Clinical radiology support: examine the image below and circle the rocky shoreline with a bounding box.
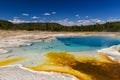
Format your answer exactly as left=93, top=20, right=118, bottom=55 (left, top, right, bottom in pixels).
left=0, top=64, right=78, bottom=80
left=97, top=44, right=120, bottom=61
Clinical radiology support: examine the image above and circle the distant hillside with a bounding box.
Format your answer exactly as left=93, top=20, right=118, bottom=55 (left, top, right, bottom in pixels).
left=0, top=20, right=14, bottom=30
left=0, top=20, right=120, bottom=32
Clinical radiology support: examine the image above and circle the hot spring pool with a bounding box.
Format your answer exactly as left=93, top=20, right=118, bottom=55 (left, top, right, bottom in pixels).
left=7, top=36, right=120, bottom=54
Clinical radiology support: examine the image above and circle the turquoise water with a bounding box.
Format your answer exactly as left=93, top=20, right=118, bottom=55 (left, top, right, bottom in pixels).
left=7, top=36, right=120, bottom=54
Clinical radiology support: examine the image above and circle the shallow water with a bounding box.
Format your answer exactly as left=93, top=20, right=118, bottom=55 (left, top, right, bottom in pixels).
left=6, top=36, right=120, bottom=54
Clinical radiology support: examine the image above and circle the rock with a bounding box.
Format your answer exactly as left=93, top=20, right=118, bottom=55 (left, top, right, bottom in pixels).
left=0, top=48, right=8, bottom=53
left=0, top=64, right=78, bottom=80
left=97, top=45, right=120, bottom=61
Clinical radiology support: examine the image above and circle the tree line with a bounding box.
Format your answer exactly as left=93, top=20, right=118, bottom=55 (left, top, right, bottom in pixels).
left=0, top=20, right=120, bottom=32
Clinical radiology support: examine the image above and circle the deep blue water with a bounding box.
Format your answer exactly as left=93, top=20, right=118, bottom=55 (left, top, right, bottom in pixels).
left=7, top=36, right=120, bottom=54
left=57, top=36, right=120, bottom=47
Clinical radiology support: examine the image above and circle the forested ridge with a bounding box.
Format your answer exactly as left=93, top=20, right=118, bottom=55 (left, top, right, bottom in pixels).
left=0, top=20, right=120, bottom=32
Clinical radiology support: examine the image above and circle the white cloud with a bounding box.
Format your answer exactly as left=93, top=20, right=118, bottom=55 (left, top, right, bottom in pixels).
left=39, top=20, right=45, bottom=22
left=22, top=13, right=29, bottom=16
left=91, top=19, right=105, bottom=24
left=8, top=19, right=40, bottom=24
left=8, top=19, right=30, bottom=24
left=13, top=17, right=19, bottom=19
left=43, top=12, right=56, bottom=16
left=85, top=16, right=89, bottom=18
left=51, top=12, right=56, bottom=14
left=76, top=14, right=80, bottom=19
left=50, top=19, right=71, bottom=26
left=95, top=19, right=102, bottom=23
left=77, top=20, right=92, bottom=25
left=43, top=13, right=51, bottom=16
left=31, top=16, right=39, bottom=19
left=107, top=17, right=120, bottom=22
left=9, top=18, right=95, bottom=26
left=53, top=18, right=92, bottom=26
left=51, top=18, right=106, bottom=26
left=32, top=20, right=39, bottom=23
left=76, top=14, right=79, bottom=17
left=51, top=18, right=78, bottom=26
left=9, top=16, right=120, bottom=26
left=8, top=18, right=106, bottom=26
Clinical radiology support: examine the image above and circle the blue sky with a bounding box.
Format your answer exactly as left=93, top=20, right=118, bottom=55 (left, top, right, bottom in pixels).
left=0, top=0, right=120, bottom=25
